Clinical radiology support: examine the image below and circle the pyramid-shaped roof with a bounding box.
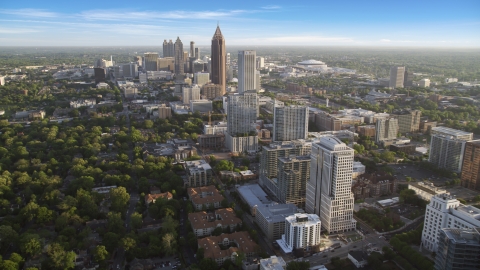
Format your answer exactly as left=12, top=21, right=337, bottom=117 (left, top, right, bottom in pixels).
left=212, top=26, right=223, bottom=40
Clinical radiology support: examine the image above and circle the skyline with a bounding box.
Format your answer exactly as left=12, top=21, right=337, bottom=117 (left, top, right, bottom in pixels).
left=0, top=0, right=479, bottom=47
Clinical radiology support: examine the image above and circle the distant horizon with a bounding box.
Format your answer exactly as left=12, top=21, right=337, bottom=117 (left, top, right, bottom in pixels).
left=1, top=0, right=479, bottom=47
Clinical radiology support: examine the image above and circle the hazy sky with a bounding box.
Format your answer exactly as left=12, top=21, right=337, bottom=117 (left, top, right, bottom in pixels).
left=1, top=0, right=479, bottom=47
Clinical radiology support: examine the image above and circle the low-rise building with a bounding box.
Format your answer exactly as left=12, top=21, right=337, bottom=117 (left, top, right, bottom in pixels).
left=353, top=172, right=397, bottom=200
left=145, top=192, right=173, bottom=205
left=188, top=208, right=242, bottom=237
left=237, top=184, right=274, bottom=216
left=187, top=185, right=224, bottom=211
left=352, top=162, right=366, bottom=179
left=390, top=143, right=416, bottom=154
left=259, top=256, right=286, bottom=270
left=198, top=134, right=225, bottom=149
left=408, top=182, right=446, bottom=202
left=184, top=160, right=213, bottom=187
left=198, top=231, right=259, bottom=266
left=348, top=251, right=368, bottom=268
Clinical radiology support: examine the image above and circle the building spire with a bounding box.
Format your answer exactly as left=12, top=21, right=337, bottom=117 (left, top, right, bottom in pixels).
left=213, top=24, right=223, bottom=39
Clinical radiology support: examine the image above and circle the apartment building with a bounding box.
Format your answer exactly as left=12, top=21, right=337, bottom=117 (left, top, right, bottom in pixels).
left=184, top=160, right=213, bottom=187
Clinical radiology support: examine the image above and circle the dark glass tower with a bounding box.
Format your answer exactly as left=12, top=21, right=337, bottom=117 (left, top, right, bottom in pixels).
left=174, top=37, right=184, bottom=77
left=211, top=26, right=226, bottom=95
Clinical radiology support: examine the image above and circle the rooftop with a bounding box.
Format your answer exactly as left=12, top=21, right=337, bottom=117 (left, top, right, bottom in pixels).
left=348, top=251, right=369, bottom=262
left=297, top=59, right=326, bottom=65
left=431, top=127, right=473, bottom=138
left=198, top=231, right=259, bottom=260
left=259, top=256, right=287, bottom=270
left=442, top=227, right=480, bottom=246
left=457, top=205, right=480, bottom=221
left=256, top=204, right=299, bottom=223
left=285, top=213, right=321, bottom=226
left=188, top=208, right=242, bottom=230
left=237, top=184, right=273, bottom=208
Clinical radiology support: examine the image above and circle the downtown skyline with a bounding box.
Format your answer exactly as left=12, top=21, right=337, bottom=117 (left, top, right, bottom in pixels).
left=0, top=0, right=479, bottom=47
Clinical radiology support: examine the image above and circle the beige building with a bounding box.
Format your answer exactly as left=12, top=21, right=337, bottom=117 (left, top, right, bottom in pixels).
left=389, top=66, right=405, bottom=88
left=408, top=182, right=446, bottom=202
left=201, top=83, right=224, bottom=99
left=395, top=109, right=421, bottom=134
left=188, top=208, right=242, bottom=237
left=187, top=185, right=224, bottom=210
left=157, top=57, right=174, bottom=72
left=158, top=105, right=172, bottom=119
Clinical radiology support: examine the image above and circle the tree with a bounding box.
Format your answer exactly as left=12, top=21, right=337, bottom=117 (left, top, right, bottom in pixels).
left=93, top=245, right=109, bottom=262
left=214, top=160, right=234, bottom=172
left=0, top=260, right=18, bottom=270
left=46, top=243, right=76, bottom=270
left=0, top=225, right=19, bottom=252
left=162, top=233, right=177, bottom=255
left=102, top=232, right=120, bottom=252
left=110, top=187, right=130, bottom=212
left=120, top=237, right=136, bottom=251
left=286, top=261, right=310, bottom=270
left=107, top=212, right=124, bottom=234
left=20, top=233, right=42, bottom=258
left=212, top=227, right=223, bottom=236
left=199, top=258, right=218, bottom=270
left=130, top=212, right=143, bottom=229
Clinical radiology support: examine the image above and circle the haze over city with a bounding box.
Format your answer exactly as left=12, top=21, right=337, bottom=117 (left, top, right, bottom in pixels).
left=1, top=0, right=479, bottom=47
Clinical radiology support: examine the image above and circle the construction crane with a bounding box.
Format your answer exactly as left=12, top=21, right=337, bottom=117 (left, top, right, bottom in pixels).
left=208, top=111, right=226, bottom=125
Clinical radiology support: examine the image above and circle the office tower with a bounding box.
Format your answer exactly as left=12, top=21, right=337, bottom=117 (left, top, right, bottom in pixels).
left=226, top=53, right=231, bottom=65
left=201, top=83, right=223, bottom=99
left=256, top=56, right=265, bottom=69
left=273, top=104, right=309, bottom=141
left=113, top=66, right=121, bottom=78
left=277, top=156, right=311, bottom=209
left=226, top=92, right=258, bottom=153
left=174, top=37, right=184, bottom=77
left=434, top=227, right=480, bottom=270
left=157, top=57, right=175, bottom=72
left=122, top=63, right=138, bottom=78
left=195, top=48, right=200, bottom=60
left=256, top=72, right=261, bottom=91
left=395, top=109, right=421, bottom=134
left=389, top=66, right=405, bottom=88
left=192, top=60, right=206, bottom=73
left=282, top=213, right=322, bottom=252
left=182, top=85, right=201, bottom=105
left=211, top=26, right=226, bottom=94
left=404, top=68, right=414, bottom=87
left=461, top=140, right=480, bottom=191
left=375, top=117, right=399, bottom=142
left=194, top=72, right=210, bottom=86
left=421, top=193, right=480, bottom=253
left=238, top=50, right=257, bottom=93
left=429, top=127, right=473, bottom=173
left=190, top=41, right=195, bottom=58
left=306, top=137, right=356, bottom=233
left=163, top=39, right=174, bottom=57
left=144, top=52, right=159, bottom=71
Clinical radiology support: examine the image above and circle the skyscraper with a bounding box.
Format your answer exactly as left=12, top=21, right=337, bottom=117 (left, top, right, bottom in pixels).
left=277, top=156, right=311, bottom=209
left=238, top=50, right=257, bottom=93
left=389, top=66, right=405, bottom=88
left=211, top=26, right=226, bottom=95
left=404, top=68, right=414, bottom=87
left=144, top=52, right=159, bottom=71
left=429, top=127, right=473, bottom=173
left=190, top=41, right=195, bottom=58
left=174, top=37, right=184, bottom=77
left=226, top=92, right=258, bottom=153
left=394, top=109, right=421, bottom=134
left=273, top=104, right=309, bottom=141
left=163, top=39, right=174, bottom=57
left=461, top=140, right=480, bottom=191
left=306, top=137, right=356, bottom=233
left=195, top=48, right=200, bottom=60
left=182, top=85, right=201, bottom=105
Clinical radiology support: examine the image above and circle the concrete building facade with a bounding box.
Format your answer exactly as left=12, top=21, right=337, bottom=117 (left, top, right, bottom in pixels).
left=255, top=203, right=299, bottom=241
left=375, top=118, right=399, bottom=142
left=434, top=227, right=480, bottom=270
left=429, top=127, right=473, bottom=173
left=389, top=66, right=405, bottom=88
left=238, top=50, right=257, bottom=93
left=461, top=140, right=480, bottom=191
left=277, top=156, right=311, bottom=209
left=273, top=104, right=309, bottom=141
left=282, top=213, right=322, bottom=252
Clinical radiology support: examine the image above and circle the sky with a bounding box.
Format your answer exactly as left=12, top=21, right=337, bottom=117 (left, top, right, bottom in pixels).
left=0, top=0, right=479, bottom=47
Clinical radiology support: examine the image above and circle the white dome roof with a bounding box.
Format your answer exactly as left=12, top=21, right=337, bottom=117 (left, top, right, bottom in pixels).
left=298, top=59, right=325, bottom=65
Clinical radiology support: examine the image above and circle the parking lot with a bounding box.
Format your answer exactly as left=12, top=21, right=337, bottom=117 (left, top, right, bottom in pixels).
left=388, top=164, right=450, bottom=185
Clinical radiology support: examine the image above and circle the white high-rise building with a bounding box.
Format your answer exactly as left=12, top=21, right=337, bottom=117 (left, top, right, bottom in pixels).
left=306, top=137, right=356, bottom=233
left=421, top=193, right=480, bottom=253
left=282, top=213, right=322, bottom=252
left=226, top=92, right=259, bottom=153
left=194, top=72, right=210, bottom=86
left=429, top=127, right=473, bottom=173
left=182, top=85, right=201, bottom=105
left=256, top=56, right=265, bottom=69
left=238, top=50, right=257, bottom=94
left=375, top=117, right=399, bottom=142
left=273, top=104, right=309, bottom=141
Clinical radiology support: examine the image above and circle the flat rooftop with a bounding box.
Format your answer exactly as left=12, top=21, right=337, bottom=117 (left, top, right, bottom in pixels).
left=256, top=204, right=299, bottom=223
left=443, top=228, right=480, bottom=245
left=237, top=184, right=272, bottom=208
left=457, top=205, right=480, bottom=221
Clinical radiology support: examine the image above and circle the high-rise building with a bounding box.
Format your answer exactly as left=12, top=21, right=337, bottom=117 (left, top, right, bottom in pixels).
left=157, top=57, right=175, bottom=72
left=190, top=41, right=195, bottom=58
left=226, top=92, right=258, bottom=153
left=421, top=193, right=480, bottom=253
left=434, top=227, right=480, bottom=270
left=122, top=63, right=138, bottom=78
left=94, top=68, right=106, bottom=84
left=195, top=48, right=200, bottom=60
left=163, top=39, right=174, bottom=57
left=256, top=56, right=265, bottom=69
left=277, top=156, right=311, bottom=209
left=375, top=117, right=399, bottom=142
left=273, top=104, right=309, bottom=141
left=201, top=83, right=223, bottom=99
left=419, top=78, right=431, bottom=88
left=211, top=26, right=226, bottom=95
left=306, top=137, right=356, bottom=233
left=195, top=72, right=210, bottom=86
left=144, top=52, right=159, bottom=71
left=404, top=69, right=414, bottom=87
left=282, top=213, right=322, bottom=252
left=389, top=66, right=405, bottom=88
left=227, top=92, right=258, bottom=135
left=174, top=37, right=184, bottom=77
left=429, top=127, right=473, bottom=173
left=238, top=50, right=257, bottom=93
left=182, top=85, right=201, bottom=105
left=134, top=56, right=142, bottom=67
left=461, top=140, right=480, bottom=191
left=394, top=109, right=421, bottom=134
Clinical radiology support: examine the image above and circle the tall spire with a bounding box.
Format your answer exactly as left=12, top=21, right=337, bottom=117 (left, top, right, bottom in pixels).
left=213, top=25, right=223, bottom=40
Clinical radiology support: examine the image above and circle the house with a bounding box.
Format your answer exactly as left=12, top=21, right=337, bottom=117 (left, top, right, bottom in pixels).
left=145, top=192, right=173, bottom=205
left=348, top=251, right=368, bottom=268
